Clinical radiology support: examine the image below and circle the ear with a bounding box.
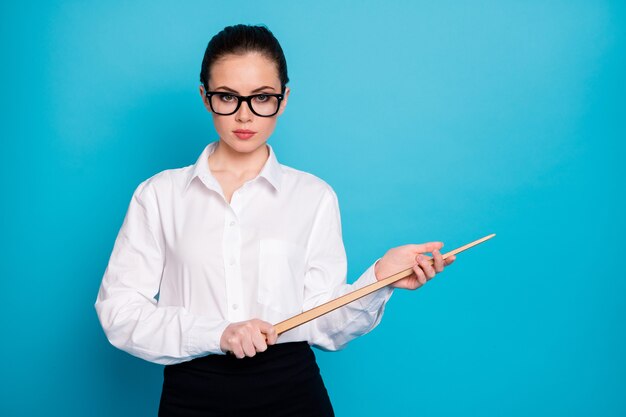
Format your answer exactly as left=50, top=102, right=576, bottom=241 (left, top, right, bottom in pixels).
left=199, top=85, right=212, bottom=113
left=277, top=86, right=290, bottom=117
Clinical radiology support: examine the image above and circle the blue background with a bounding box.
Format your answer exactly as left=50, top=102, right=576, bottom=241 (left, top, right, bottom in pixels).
left=1, top=1, right=624, bottom=416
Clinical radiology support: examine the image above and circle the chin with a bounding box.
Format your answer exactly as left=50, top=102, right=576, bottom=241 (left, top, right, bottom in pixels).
left=223, top=137, right=267, bottom=153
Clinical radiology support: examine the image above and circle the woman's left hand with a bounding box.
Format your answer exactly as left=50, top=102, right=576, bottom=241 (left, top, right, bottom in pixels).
left=374, top=241, right=455, bottom=289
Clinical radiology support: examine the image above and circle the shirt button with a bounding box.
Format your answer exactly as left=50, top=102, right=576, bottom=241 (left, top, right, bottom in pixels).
left=232, top=304, right=239, bottom=310
left=229, top=220, right=236, bottom=227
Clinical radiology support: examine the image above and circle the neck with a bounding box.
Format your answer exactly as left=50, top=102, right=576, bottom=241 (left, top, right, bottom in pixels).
left=208, top=139, right=269, bottom=177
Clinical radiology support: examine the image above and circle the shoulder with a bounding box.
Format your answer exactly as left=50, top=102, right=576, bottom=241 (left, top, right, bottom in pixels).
left=131, top=164, right=193, bottom=202
left=279, top=163, right=338, bottom=202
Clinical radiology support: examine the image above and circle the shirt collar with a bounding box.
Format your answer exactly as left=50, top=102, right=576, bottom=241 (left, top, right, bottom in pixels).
left=184, top=141, right=284, bottom=193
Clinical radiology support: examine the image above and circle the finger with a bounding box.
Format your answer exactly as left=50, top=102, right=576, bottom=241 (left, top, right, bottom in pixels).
left=407, top=274, right=421, bottom=290
left=230, top=340, right=245, bottom=359
left=406, top=272, right=419, bottom=289
left=240, top=330, right=256, bottom=358
left=241, top=340, right=256, bottom=358
left=417, top=255, right=436, bottom=279
left=396, top=271, right=419, bottom=290
left=257, top=320, right=278, bottom=345
left=252, top=328, right=268, bottom=353
left=444, top=255, right=456, bottom=266
left=433, top=249, right=444, bottom=273
left=409, top=241, right=443, bottom=255
left=267, top=327, right=278, bottom=345
left=233, top=347, right=245, bottom=359
left=413, top=263, right=427, bottom=285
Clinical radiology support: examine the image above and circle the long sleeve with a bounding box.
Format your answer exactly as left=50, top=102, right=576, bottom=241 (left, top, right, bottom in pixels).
left=94, top=180, right=230, bottom=365
left=300, top=187, right=394, bottom=351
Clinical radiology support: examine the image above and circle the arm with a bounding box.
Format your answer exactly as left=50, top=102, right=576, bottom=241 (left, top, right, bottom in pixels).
left=94, top=180, right=229, bottom=365
left=298, top=187, right=394, bottom=351
left=296, top=188, right=456, bottom=351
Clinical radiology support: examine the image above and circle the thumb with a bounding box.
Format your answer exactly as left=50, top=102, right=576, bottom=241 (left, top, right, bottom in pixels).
left=259, top=321, right=277, bottom=343
left=410, top=241, right=443, bottom=254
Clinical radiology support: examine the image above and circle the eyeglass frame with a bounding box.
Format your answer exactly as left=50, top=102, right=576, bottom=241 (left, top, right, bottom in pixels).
left=203, top=89, right=285, bottom=117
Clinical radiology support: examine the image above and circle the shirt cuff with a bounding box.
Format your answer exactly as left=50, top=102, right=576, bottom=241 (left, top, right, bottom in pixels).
left=351, top=258, right=394, bottom=312
left=186, top=317, right=231, bottom=357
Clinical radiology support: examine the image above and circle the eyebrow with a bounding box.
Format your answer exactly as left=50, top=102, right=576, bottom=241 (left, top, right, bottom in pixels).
left=213, top=85, right=276, bottom=93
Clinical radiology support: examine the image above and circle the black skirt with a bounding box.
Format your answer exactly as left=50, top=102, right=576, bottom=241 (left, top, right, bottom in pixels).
left=158, top=341, right=335, bottom=417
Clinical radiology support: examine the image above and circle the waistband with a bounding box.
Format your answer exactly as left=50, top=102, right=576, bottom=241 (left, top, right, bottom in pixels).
left=167, top=341, right=314, bottom=375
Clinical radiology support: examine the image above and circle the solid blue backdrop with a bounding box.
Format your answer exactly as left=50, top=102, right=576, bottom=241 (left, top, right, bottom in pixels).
left=1, top=1, right=624, bottom=416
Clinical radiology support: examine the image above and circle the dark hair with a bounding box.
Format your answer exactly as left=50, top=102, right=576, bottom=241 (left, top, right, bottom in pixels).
left=200, top=24, right=289, bottom=93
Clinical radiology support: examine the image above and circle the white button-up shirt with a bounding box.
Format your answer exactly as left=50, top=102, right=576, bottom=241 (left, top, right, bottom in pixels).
left=95, top=141, right=394, bottom=365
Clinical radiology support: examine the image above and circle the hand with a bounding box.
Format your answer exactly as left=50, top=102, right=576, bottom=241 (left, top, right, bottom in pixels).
left=220, top=319, right=278, bottom=359
left=374, top=242, right=456, bottom=290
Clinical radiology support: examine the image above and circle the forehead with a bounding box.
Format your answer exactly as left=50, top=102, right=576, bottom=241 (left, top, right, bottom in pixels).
left=209, top=52, right=280, bottom=91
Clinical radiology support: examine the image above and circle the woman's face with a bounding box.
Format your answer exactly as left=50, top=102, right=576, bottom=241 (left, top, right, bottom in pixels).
left=199, top=52, right=290, bottom=155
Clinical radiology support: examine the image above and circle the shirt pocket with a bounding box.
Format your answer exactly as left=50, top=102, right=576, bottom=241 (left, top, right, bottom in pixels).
left=258, top=238, right=306, bottom=315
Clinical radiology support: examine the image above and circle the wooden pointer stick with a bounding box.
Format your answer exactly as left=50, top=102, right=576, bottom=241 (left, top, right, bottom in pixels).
left=273, top=233, right=496, bottom=336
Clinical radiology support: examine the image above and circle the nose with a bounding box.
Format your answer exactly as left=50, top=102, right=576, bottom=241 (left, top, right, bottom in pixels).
left=235, top=98, right=253, bottom=122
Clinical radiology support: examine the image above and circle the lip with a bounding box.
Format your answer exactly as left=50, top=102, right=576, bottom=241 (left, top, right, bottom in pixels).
left=233, top=129, right=256, bottom=140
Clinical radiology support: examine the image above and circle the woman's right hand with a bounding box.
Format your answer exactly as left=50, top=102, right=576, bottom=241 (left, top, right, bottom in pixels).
left=220, top=319, right=278, bottom=359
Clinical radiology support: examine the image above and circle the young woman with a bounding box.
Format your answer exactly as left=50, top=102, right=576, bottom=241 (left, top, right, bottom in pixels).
left=95, top=24, right=455, bottom=417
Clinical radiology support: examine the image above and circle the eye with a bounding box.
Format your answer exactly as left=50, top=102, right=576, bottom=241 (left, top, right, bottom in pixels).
left=219, top=94, right=236, bottom=102
left=254, top=94, right=269, bottom=103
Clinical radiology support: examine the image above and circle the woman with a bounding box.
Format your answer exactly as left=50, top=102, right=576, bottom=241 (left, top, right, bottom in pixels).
left=95, top=24, right=455, bottom=417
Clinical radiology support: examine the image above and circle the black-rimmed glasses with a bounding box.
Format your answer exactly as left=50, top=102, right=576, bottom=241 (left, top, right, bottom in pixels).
left=204, top=91, right=284, bottom=117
